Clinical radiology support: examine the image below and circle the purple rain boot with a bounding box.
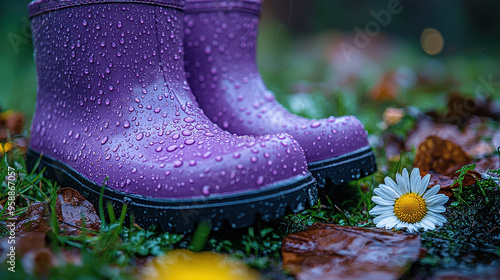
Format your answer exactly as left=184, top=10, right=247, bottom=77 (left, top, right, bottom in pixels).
left=26, top=0, right=318, bottom=233
left=183, top=0, right=376, bottom=186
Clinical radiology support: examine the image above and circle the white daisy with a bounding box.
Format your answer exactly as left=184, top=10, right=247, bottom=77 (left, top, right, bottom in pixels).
left=369, top=168, right=449, bottom=232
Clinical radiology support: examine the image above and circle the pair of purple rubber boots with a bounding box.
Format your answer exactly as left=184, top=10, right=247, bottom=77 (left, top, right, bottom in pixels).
left=27, top=0, right=376, bottom=232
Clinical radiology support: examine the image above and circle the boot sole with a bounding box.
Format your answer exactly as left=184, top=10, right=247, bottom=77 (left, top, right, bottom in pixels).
left=27, top=149, right=318, bottom=233
left=308, top=146, right=377, bottom=186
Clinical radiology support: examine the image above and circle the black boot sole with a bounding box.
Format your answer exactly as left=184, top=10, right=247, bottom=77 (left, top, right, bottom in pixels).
left=308, top=146, right=377, bottom=187
left=27, top=149, right=318, bottom=233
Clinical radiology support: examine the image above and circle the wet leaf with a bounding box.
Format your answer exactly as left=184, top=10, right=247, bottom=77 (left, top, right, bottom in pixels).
left=0, top=110, right=24, bottom=141
left=432, top=93, right=500, bottom=127
left=15, top=188, right=100, bottom=235
left=414, top=136, right=471, bottom=176
left=0, top=232, right=47, bottom=260
left=15, top=202, right=52, bottom=233
left=282, top=223, right=421, bottom=280
left=370, top=72, right=399, bottom=101
left=22, top=247, right=56, bottom=277
left=55, top=188, right=101, bottom=233
left=475, top=156, right=500, bottom=173
left=405, top=119, right=463, bottom=153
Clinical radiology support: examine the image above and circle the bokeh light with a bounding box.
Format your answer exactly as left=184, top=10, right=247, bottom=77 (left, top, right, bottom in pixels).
left=420, top=28, right=444, bottom=55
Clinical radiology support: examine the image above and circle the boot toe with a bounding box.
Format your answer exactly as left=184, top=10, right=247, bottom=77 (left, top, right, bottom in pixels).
left=295, top=115, right=370, bottom=163
left=103, top=131, right=309, bottom=199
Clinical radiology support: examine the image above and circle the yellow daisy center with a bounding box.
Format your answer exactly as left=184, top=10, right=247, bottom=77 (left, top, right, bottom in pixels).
left=394, top=193, right=427, bottom=223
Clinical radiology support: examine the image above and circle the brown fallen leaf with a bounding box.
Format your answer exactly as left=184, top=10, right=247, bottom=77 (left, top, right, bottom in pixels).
left=15, top=188, right=100, bottom=235
left=55, top=188, right=101, bottom=233
left=0, top=110, right=25, bottom=141
left=406, top=117, right=497, bottom=158
left=451, top=170, right=481, bottom=189
left=0, top=232, right=47, bottom=262
left=433, top=93, right=500, bottom=128
left=282, top=223, right=421, bottom=280
left=370, top=72, right=399, bottom=102
left=0, top=232, right=83, bottom=277
left=475, top=156, right=500, bottom=173
left=15, top=202, right=52, bottom=233
left=406, top=119, right=463, bottom=152
left=414, top=136, right=471, bottom=176
left=22, top=248, right=56, bottom=277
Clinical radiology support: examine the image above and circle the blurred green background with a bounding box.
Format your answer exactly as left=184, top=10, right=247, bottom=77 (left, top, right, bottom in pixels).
left=1, top=0, right=499, bottom=133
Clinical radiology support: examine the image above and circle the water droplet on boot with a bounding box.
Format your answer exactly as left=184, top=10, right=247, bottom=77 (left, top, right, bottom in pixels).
left=167, top=145, right=178, bottom=152
left=202, top=185, right=211, bottom=196
left=173, top=160, right=183, bottom=167
left=310, top=121, right=321, bottom=128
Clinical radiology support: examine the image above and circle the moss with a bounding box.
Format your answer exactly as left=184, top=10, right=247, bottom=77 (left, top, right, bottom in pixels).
left=444, top=165, right=500, bottom=246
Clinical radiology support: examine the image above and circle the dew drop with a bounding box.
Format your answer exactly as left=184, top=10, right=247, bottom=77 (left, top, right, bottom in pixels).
left=257, top=176, right=264, bottom=186
left=167, top=145, right=178, bottom=152
left=173, top=160, right=183, bottom=167
left=202, top=185, right=211, bottom=196
left=184, top=117, right=195, bottom=123
left=310, top=121, right=321, bottom=128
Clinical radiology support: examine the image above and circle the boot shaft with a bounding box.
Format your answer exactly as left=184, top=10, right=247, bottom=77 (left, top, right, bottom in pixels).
left=184, top=0, right=261, bottom=76
left=30, top=0, right=194, bottom=126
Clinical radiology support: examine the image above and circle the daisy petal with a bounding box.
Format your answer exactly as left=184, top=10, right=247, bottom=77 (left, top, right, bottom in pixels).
left=423, top=185, right=441, bottom=200
left=420, top=218, right=436, bottom=231
left=385, top=217, right=400, bottom=229
left=428, top=205, right=446, bottom=213
left=426, top=194, right=449, bottom=206
left=377, top=215, right=398, bottom=229
left=374, top=186, right=399, bottom=201
left=369, top=205, right=393, bottom=216
left=373, top=212, right=395, bottom=224
left=384, top=177, right=403, bottom=196
left=395, top=221, right=405, bottom=229
left=396, top=173, right=408, bottom=194
left=406, top=223, right=416, bottom=233
left=410, top=168, right=421, bottom=193
left=419, top=174, right=431, bottom=195
left=378, top=184, right=400, bottom=200
left=426, top=212, right=447, bottom=224
left=373, top=188, right=393, bottom=200
left=402, top=168, right=411, bottom=193
left=372, top=196, right=395, bottom=206
left=393, top=221, right=404, bottom=230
